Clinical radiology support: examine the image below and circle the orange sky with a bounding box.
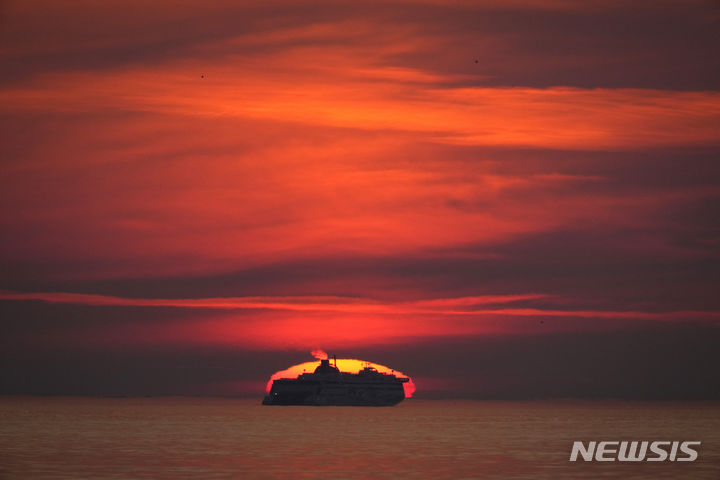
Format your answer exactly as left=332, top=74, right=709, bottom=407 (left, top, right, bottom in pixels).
left=1, top=0, right=719, bottom=397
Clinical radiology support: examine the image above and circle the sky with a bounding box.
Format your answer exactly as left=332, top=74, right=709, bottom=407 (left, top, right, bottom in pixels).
left=1, top=0, right=719, bottom=399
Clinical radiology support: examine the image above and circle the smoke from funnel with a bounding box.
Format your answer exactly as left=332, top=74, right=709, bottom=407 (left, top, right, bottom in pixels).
left=311, top=349, right=328, bottom=360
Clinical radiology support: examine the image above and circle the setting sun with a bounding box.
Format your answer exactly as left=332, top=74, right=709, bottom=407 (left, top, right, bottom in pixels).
left=266, top=351, right=416, bottom=399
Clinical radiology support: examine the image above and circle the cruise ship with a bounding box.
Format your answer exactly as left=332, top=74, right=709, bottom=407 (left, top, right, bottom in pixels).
left=262, top=357, right=409, bottom=406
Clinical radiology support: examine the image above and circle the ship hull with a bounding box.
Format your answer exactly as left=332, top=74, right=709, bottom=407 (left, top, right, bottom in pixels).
left=262, top=396, right=404, bottom=406
left=263, top=379, right=406, bottom=406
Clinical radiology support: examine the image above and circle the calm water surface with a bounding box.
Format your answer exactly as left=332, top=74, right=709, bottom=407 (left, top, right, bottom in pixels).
left=1, top=397, right=718, bottom=479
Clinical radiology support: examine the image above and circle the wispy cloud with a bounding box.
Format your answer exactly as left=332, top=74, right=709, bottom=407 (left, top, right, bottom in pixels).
left=3, top=290, right=718, bottom=320
left=4, top=65, right=719, bottom=150
left=0, top=290, right=546, bottom=313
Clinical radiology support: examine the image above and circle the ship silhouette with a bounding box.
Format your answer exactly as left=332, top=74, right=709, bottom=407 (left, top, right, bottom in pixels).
left=263, top=356, right=409, bottom=406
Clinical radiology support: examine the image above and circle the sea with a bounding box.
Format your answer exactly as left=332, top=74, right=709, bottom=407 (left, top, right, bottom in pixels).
left=1, top=397, right=718, bottom=479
